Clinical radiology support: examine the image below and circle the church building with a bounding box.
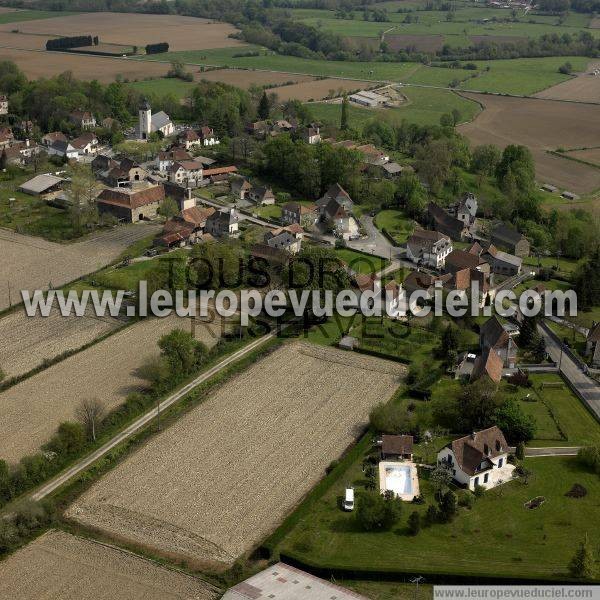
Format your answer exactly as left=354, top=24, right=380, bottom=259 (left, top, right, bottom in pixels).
left=138, top=98, right=174, bottom=140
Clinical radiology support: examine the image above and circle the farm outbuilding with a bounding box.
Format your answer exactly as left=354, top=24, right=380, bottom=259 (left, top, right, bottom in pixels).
left=349, top=90, right=388, bottom=107
left=18, top=174, right=65, bottom=199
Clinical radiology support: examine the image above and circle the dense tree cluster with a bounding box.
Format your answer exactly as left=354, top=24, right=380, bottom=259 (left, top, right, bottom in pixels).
left=46, top=35, right=94, bottom=51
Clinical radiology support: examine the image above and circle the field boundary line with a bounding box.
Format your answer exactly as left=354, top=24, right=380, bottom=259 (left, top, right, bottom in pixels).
left=30, top=331, right=275, bottom=502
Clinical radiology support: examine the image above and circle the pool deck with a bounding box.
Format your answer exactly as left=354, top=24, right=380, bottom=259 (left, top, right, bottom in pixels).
left=378, top=460, right=420, bottom=501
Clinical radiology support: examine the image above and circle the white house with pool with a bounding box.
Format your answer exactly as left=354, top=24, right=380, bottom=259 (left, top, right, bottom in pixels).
left=437, top=426, right=514, bottom=491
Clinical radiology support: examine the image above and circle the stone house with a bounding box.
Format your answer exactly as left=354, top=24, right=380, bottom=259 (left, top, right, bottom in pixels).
left=248, top=185, right=276, bottom=206
left=205, top=208, right=239, bottom=238
left=281, top=202, right=318, bottom=228
left=405, top=229, right=453, bottom=269
left=96, top=184, right=165, bottom=222
left=491, top=224, right=530, bottom=258
left=69, top=110, right=96, bottom=130
left=480, top=316, right=518, bottom=369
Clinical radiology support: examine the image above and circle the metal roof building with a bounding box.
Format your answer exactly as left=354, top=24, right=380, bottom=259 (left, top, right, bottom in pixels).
left=18, top=174, right=65, bottom=197
left=222, top=563, right=369, bottom=600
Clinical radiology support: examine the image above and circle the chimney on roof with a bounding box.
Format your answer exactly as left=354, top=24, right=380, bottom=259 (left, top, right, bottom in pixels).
left=471, top=431, right=476, bottom=440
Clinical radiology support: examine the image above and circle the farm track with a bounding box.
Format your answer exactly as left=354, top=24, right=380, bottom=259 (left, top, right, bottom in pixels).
left=30, top=330, right=272, bottom=501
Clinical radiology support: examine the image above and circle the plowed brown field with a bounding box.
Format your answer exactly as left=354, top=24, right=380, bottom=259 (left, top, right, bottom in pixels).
left=0, top=47, right=173, bottom=82
left=458, top=92, right=600, bottom=194
left=67, top=343, right=405, bottom=568
left=273, top=77, right=370, bottom=101
left=0, top=307, right=122, bottom=379
left=0, top=314, right=220, bottom=464
left=0, top=530, right=219, bottom=600
left=0, top=224, right=160, bottom=312
left=535, top=62, right=600, bottom=103
left=1, top=12, right=245, bottom=51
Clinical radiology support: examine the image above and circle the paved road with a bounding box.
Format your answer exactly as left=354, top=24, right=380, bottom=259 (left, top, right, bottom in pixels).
left=525, top=446, right=581, bottom=457
left=538, top=323, right=600, bottom=421
left=30, top=332, right=274, bottom=501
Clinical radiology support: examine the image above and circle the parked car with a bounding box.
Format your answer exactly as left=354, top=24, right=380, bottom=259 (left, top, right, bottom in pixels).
left=343, top=487, right=354, bottom=511
left=145, top=248, right=158, bottom=257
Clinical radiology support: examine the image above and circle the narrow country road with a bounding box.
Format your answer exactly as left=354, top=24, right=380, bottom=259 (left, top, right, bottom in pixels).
left=538, top=323, right=600, bottom=420
left=525, top=447, right=581, bottom=457
left=30, top=332, right=275, bottom=501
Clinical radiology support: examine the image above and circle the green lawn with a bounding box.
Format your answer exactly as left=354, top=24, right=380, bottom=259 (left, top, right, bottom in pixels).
left=93, top=251, right=187, bottom=291
left=374, top=209, right=415, bottom=244
left=276, top=455, right=600, bottom=580
left=342, top=580, right=433, bottom=600
left=253, top=204, right=282, bottom=220
left=0, top=9, right=79, bottom=24
left=335, top=248, right=389, bottom=273
left=530, top=373, right=600, bottom=446
left=125, top=78, right=196, bottom=99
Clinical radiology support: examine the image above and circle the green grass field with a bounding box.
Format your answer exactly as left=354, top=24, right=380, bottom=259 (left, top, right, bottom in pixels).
left=139, top=46, right=589, bottom=96
left=309, top=86, right=480, bottom=128
left=335, top=247, right=389, bottom=273
left=405, top=56, right=590, bottom=95
left=276, top=455, right=600, bottom=580
left=125, top=78, right=196, bottom=99
left=374, top=209, right=415, bottom=243
left=0, top=9, right=79, bottom=24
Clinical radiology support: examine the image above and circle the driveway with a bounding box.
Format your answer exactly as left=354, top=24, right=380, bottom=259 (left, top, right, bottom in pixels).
left=538, top=323, right=600, bottom=420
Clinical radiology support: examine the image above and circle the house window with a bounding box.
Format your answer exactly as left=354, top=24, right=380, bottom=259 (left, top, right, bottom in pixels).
left=498, top=458, right=503, bottom=468
left=474, top=476, right=479, bottom=486
left=484, top=473, right=489, bottom=483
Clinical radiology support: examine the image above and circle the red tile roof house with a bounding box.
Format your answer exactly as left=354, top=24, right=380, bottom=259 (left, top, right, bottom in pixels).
left=96, top=184, right=165, bottom=223
left=471, top=347, right=504, bottom=384
left=480, top=315, right=518, bottom=368
left=437, top=426, right=514, bottom=490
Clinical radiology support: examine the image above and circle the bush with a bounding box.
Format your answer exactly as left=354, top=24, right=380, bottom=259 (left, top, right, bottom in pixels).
left=473, top=484, right=486, bottom=498
left=407, top=510, right=421, bottom=535
left=577, top=446, right=600, bottom=474
left=424, top=504, right=440, bottom=526
left=438, top=490, right=458, bottom=522
left=565, top=483, right=587, bottom=499
left=146, top=42, right=169, bottom=54
left=356, top=491, right=402, bottom=531
left=457, top=490, right=475, bottom=509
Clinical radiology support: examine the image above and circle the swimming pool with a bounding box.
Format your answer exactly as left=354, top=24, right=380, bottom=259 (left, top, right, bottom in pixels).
left=379, top=461, right=419, bottom=500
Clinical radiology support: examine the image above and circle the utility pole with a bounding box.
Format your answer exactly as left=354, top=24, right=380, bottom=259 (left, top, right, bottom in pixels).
left=410, top=576, right=424, bottom=600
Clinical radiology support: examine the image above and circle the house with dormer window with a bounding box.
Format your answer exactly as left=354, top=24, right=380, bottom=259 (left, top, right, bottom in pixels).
left=437, top=426, right=514, bottom=490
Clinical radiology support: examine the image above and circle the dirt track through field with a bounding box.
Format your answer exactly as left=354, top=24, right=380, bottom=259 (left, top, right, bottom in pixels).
left=0, top=314, right=220, bottom=464
left=458, top=92, right=600, bottom=194
left=0, top=224, right=160, bottom=312
left=0, top=530, right=219, bottom=600
left=1, top=12, right=246, bottom=51
left=66, top=342, right=405, bottom=568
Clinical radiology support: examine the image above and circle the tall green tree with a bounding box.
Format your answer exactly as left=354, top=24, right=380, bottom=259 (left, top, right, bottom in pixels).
left=340, top=94, right=349, bottom=130
left=569, top=534, right=596, bottom=579
left=258, top=90, right=270, bottom=120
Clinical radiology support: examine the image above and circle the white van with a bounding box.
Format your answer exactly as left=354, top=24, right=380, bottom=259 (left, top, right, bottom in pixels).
left=343, top=487, right=354, bottom=511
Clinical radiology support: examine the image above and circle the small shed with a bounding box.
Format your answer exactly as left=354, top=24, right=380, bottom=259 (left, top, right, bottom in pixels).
left=380, top=434, right=414, bottom=460
left=561, top=191, right=580, bottom=201
left=541, top=183, right=558, bottom=193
